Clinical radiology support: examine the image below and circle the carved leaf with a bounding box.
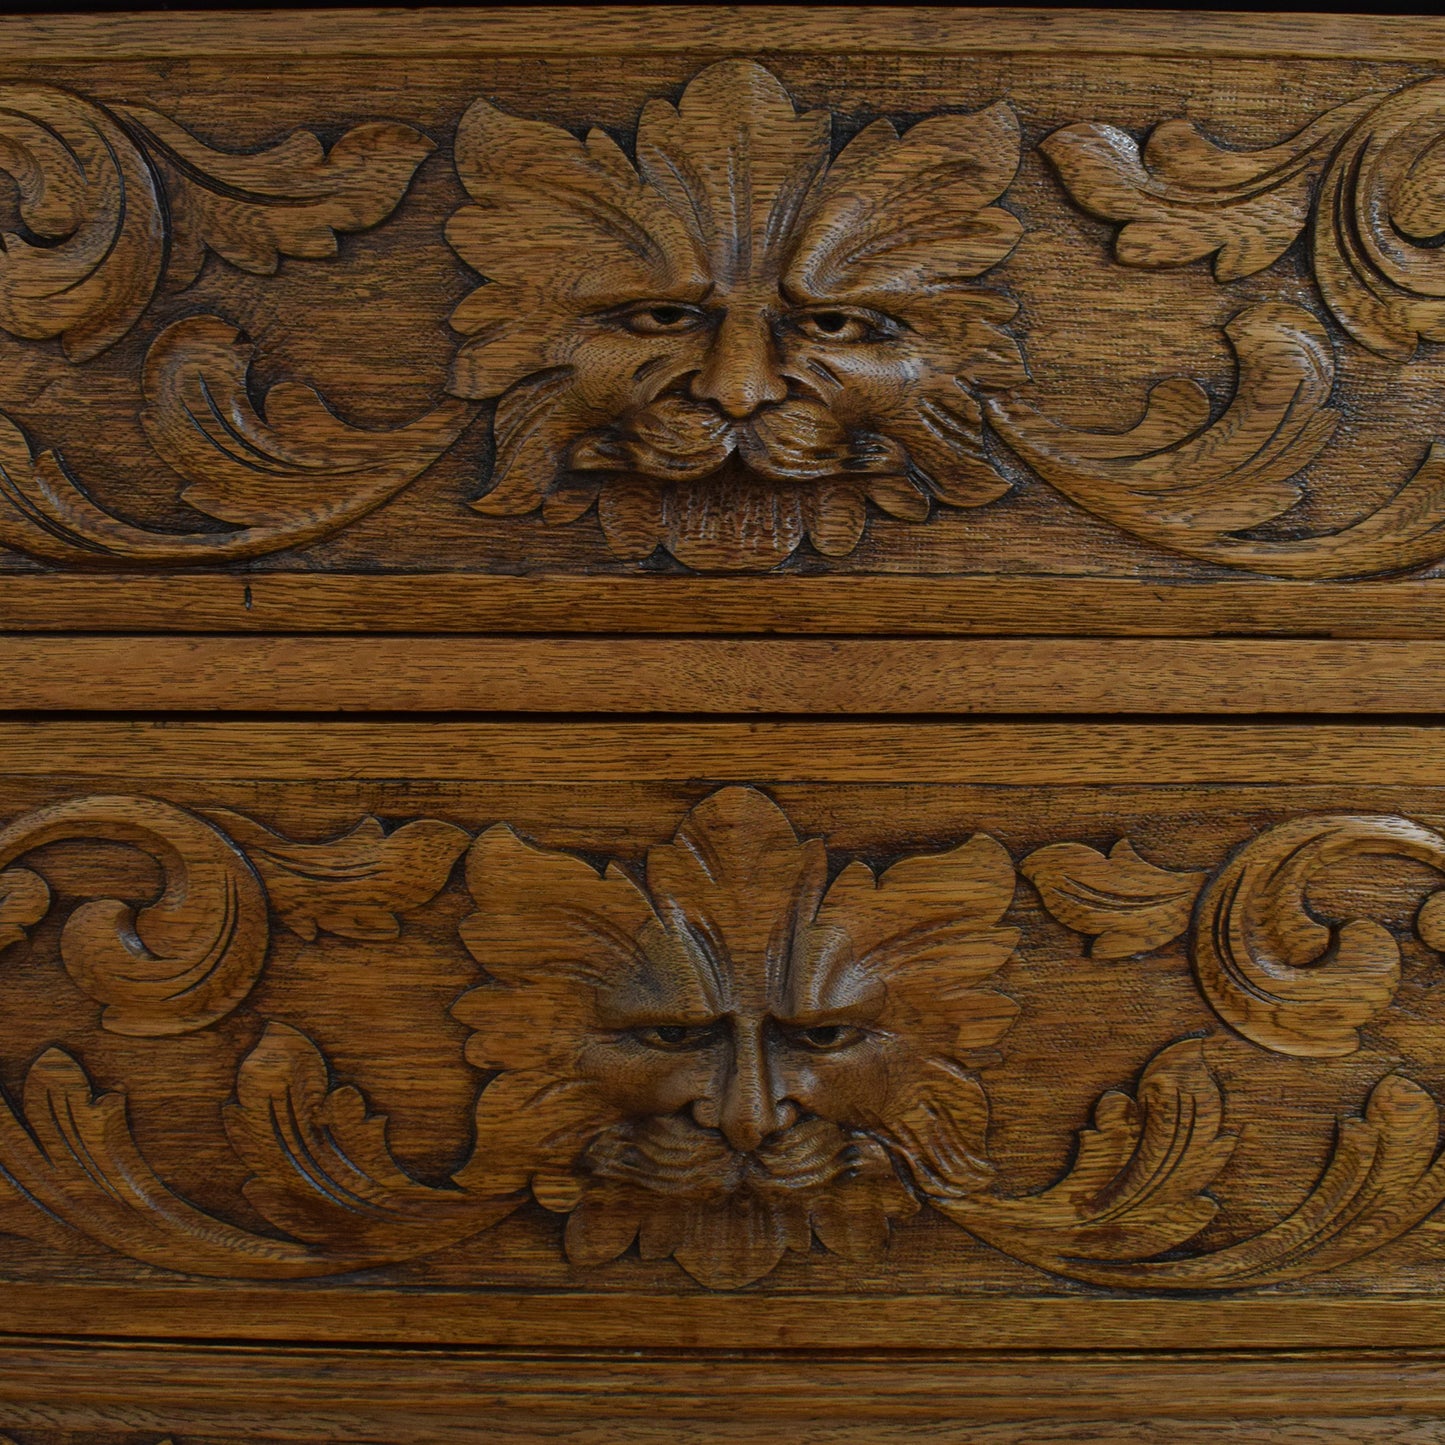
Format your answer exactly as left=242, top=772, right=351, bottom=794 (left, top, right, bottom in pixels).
left=0, top=795, right=268, bottom=1036
left=0, top=84, right=164, bottom=360
left=635, top=58, right=830, bottom=285
left=1059, top=1072, right=1445, bottom=1290
left=111, top=104, right=433, bottom=290
left=0, top=316, right=473, bottom=566
left=0, top=867, right=48, bottom=951
left=1023, top=839, right=1206, bottom=959
left=990, top=300, right=1445, bottom=579
left=1041, top=97, right=1374, bottom=282
left=943, top=1039, right=1237, bottom=1262
left=1191, top=814, right=1445, bottom=1058
left=142, top=315, right=474, bottom=527
left=1312, top=77, right=1445, bottom=361
left=225, top=1024, right=516, bottom=1256
left=211, top=811, right=469, bottom=942
left=0, top=1046, right=322, bottom=1276
left=989, top=300, right=1335, bottom=539
left=1045, top=77, right=1445, bottom=363
left=787, top=102, right=1022, bottom=297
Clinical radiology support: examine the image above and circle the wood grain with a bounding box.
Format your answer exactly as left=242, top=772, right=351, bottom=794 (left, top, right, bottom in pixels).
left=3, top=8, right=1444, bottom=62
left=4, top=1338, right=1445, bottom=1443
left=0, top=21, right=1443, bottom=625
left=6, top=723, right=1445, bottom=1338
left=16, top=575, right=1445, bottom=636
left=5, top=8, right=1444, bottom=1437
left=11, top=635, right=1445, bottom=712
left=0, top=720, right=1437, bottom=782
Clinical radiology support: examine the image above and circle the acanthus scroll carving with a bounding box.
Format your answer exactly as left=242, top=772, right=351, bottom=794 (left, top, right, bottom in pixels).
left=0, top=83, right=474, bottom=566
left=1042, top=75, right=1445, bottom=363
left=7, top=787, right=1445, bottom=1291
left=7, top=61, right=1445, bottom=578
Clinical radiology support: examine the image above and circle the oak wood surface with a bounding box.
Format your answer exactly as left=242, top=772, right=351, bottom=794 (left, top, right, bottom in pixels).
left=13, top=575, right=1445, bottom=637
left=5, top=722, right=1445, bottom=1343
left=0, top=10, right=1444, bottom=631
left=7, top=6, right=1445, bottom=1439
left=13, top=635, right=1445, bottom=712
left=4, top=1338, right=1445, bottom=1443
left=0, top=720, right=1437, bottom=782
left=3, top=7, right=1445, bottom=62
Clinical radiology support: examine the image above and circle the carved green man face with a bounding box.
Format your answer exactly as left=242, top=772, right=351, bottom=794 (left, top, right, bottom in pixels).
left=452, top=787, right=1019, bottom=1288
left=446, top=59, right=1028, bottom=570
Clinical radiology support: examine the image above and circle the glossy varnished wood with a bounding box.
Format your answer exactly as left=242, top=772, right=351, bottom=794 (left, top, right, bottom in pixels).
left=17, top=574, right=1445, bottom=636
left=13, top=635, right=1445, bottom=711
left=5, top=7, right=1445, bottom=1439
left=6, top=725, right=1445, bottom=1322
left=2, top=6, right=1445, bottom=63
left=0, top=11, right=1444, bottom=629
left=4, top=1338, right=1445, bottom=1443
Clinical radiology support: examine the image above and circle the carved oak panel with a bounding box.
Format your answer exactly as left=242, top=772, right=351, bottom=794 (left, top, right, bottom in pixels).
left=7, top=722, right=1445, bottom=1350
left=7, top=16, right=1445, bottom=632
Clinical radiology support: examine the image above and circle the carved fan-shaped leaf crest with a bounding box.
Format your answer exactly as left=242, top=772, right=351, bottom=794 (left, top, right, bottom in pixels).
left=453, top=787, right=1019, bottom=1287
left=447, top=60, right=1025, bottom=570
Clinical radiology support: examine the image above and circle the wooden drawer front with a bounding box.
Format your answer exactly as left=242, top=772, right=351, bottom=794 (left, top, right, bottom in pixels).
left=3, top=722, right=1445, bottom=1355
left=5, top=10, right=1445, bottom=637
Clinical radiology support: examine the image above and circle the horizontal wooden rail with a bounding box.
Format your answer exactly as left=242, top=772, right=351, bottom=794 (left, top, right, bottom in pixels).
left=6, top=636, right=1445, bottom=713
left=3, top=8, right=1443, bottom=62
left=10, top=575, right=1445, bottom=637
left=7, top=1335, right=1445, bottom=1441
left=2, top=721, right=1443, bottom=784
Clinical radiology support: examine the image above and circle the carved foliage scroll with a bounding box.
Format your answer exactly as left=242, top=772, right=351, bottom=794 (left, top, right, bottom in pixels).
left=0, top=84, right=432, bottom=361
left=0, top=83, right=474, bottom=567
left=1043, top=76, right=1445, bottom=362
left=0, top=795, right=269, bottom=1036
left=4, top=63, right=1445, bottom=578
left=0, top=317, right=474, bottom=566
left=7, top=788, right=1445, bottom=1292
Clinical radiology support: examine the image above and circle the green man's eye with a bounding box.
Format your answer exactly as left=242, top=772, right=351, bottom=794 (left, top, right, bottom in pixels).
left=637, top=1023, right=719, bottom=1050
left=615, top=303, right=709, bottom=335
left=792, top=308, right=897, bottom=345
left=791, top=1024, right=863, bottom=1051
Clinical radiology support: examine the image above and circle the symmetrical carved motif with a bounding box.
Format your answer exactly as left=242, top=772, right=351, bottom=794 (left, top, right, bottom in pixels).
left=4, top=64, right=1445, bottom=577
left=447, top=59, right=1025, bottom=570
left=451, top=789, right=1016, bottom=1286
left=7, top=786, right=1445, bottom=1292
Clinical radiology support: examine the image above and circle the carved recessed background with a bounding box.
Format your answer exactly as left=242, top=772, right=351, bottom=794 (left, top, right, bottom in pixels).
left=9, top=766, right=1445, bottom=1296
left=5, top=51, right=1445, bottom=583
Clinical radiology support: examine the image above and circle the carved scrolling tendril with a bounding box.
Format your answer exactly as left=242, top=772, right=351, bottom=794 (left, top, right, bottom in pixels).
left=0, top=316, right=475, bottom=565
left=6, top=792, right=1445, bottom=1293
left=0, top=796, right=500, bottom=1277
left=0, top=84, right=433, bottom=361
left=3, top=65, right=1445, bottom=577
left=1193, top=814, right=1445, bottom=1058
left=1042, top=75, right=1445, bottom=363
left=0, top=83, right=475, bottom=566
left=0, top=794, right=269, bottom=1036
left=988, top=301, right=1445, bottom=580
